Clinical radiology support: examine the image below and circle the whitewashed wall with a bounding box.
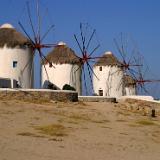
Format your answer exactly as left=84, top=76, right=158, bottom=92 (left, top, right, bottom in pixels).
left=0, top=46, right=33, bottom=88
left=41, top=63, right=82, bottom=95
left=93, top=65, right=124, bottom=98
left=125, top=86, right=136, bottom=96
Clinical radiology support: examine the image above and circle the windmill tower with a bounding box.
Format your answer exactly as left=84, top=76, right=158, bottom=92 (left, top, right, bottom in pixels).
left=41, top=42, right=82, bottom=95
left=93, top=51, right=124, bottom=98
left=0, top=23, right=34, bottom=88
left=124, top=75, right=136, bottom=96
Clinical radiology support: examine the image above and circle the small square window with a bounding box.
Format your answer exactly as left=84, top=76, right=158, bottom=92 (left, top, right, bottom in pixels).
left=99, top=66, right=102, bottom=71
left=13, top=61, right=18, bottom=68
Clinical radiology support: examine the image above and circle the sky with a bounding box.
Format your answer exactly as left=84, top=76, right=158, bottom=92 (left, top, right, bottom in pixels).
left=0, top=0, right=160, bottom=97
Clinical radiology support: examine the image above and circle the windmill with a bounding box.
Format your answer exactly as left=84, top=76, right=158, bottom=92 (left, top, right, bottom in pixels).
left=122, top=50, right=160, bottom=97
left=112, top=33, right=146, bottom=95
left=124, top=74, right=137, bottom=96
left=105, top=70, right=113, bottom=96
left=114, top=33, right=143, bottom=79
left=74, top=23, right=101, bottom=95
left=93, top=51, right=124, bottom=97
left=18, top=0, right=57, bottom=87
left=133, top=64, right=160, bottom=95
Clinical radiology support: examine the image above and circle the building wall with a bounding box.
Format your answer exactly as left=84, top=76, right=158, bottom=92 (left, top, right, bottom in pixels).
left=41, top=63, right=82, bottom=95
left=0, top=46, right=34, bottom=88
left=93, top=65, right=124, bottom=98
left=125, top=86, right=136, bottom=96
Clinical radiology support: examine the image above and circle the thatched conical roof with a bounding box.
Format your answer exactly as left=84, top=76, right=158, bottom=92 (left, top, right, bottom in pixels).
left=94, top=51, right=122, bottom=67
left=124, top=75, right=136, bottom=87
left=0, top=23, right=31, bottom=48
left=42, top=42, right=80, bottom=65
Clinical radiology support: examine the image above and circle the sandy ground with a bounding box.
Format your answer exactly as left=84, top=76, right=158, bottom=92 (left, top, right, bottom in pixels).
left=0, top=100, right=160, bottom=160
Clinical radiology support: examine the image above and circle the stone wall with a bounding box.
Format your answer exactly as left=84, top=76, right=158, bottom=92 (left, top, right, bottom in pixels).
left=78, top=96, right=116, bottom=102
left=0, top=89, right=78, bottom=102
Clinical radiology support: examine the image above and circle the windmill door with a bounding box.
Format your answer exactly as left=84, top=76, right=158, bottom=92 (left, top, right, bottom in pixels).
left=99, top=90, right=103, bottom=96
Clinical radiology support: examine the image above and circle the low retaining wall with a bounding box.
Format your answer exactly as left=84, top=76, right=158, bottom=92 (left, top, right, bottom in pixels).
left=0, top=89, right=78, bottom=102
left=119, top=95, right=155, bottom=102
left=78, top=96, right=116, bottom=103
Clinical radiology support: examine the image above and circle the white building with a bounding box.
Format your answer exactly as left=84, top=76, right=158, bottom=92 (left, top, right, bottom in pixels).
left=124, top=75, right=136, bottom=96
left=41, top=42, right=82, bottom=95
left=93, top=51, right=124, bottom=98
left=0, top=23, right=34, bottom=88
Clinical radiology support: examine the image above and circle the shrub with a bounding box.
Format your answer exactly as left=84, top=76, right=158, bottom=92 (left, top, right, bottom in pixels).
left=62, top=84, right=76, bottom=91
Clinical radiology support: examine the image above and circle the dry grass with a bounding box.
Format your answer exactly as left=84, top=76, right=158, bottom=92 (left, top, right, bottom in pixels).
left=116, top=119, right=127, bottom=122
left=17, top=132, right=44, bottom=138
left=101, top=126, right=112, bottom=129
left=76, top=101, right=88, bottom=106
left=91, top=119, right=110, bottom=123
left=128, top=119, right=158, bottom=127
left=117, top=110, right=131, bottom=116
left=57, top=114, right=110, bottom=125
left=66, top=119, right=80, bottom=124
left=128, top=124, right=140, bottom=127
left=69, top=113, right=91, bottom=121
left=34, top=124, right=68, bottom=137
left=67, top=112, right=111, bottom=124
left=32, top=116, right=41, bottom=120
left=49, top=138, right=63, bottom=142
left=136, top=120, right=156, bottom=126
left=57, top=117, right=80, bottom=124
left=56, top=101, right=88, bottom=108
left=119, top=132, right=128, bottom=135
left=0, top=110, right=14, bottom=115
left=24, top=98, right=51, bottom=105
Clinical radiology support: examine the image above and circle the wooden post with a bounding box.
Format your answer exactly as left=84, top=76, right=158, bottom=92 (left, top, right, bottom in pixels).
left=151, top=109, right=156, bottom=117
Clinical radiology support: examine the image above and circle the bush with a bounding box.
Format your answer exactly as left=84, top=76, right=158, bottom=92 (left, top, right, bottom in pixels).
left=62, top=84, right=76, bottom=91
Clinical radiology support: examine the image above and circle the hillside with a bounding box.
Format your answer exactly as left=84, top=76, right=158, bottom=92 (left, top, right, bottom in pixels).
left=0, top=99, right=160, bottom=160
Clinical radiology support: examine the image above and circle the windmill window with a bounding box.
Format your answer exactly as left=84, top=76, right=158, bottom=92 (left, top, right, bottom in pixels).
left=99, top=66, right=102, bottom=71
left=13, top=61, right=18, bottom=68
left=99, top=90, right=103, bottom=96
